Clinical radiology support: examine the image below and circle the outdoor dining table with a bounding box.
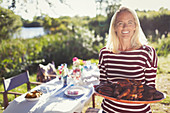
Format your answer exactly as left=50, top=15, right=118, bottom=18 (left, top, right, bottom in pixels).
left=3, top=74, right=99, bottom=113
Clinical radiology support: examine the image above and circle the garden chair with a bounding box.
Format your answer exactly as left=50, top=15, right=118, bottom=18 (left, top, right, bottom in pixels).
left=85, top=92, right=102, bottom=113
left=0, top=70, right=41, bottom=109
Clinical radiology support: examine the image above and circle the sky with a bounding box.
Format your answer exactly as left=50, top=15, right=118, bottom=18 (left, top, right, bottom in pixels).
left=1, top=0, right=170, bottom=20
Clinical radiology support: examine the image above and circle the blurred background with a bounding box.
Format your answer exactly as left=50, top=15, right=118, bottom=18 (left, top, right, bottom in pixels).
left=0, top=0, right=170, bottom=112
left=0, top=0, right=169, bottom=77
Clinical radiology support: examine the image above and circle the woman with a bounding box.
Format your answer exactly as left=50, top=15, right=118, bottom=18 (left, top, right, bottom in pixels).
left=98, top=6, right=157, bottom=113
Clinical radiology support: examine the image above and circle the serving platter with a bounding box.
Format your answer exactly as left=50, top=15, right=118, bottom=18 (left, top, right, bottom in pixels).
left=94, top=90, right=166, bottom=104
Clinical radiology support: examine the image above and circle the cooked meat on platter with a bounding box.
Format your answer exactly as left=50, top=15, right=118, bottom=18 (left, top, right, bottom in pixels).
left=25, top=90, right=43, bottom=98
left=95, top=79, right=164, bottom=101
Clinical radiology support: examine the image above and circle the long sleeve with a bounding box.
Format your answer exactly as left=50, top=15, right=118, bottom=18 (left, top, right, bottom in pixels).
left=98, top=48, right=107, bottom=82
left=144, top=46, right=158, bottom=88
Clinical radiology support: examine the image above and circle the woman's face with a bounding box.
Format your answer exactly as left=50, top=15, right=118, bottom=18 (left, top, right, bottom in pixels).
left=115, top=11, right=136, bottom=40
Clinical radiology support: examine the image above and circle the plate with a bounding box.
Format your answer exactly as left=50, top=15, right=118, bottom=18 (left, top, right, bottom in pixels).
left=64, top=86, right=85, bottom=97
left=25, top=97, right=40, bottom=101
left=94, top=90, right=166, bottom=104
left=25, top=90, right=43, bottom=101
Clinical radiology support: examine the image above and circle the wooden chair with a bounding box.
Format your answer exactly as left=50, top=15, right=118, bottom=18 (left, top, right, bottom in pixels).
left=0, top=71, right=41, bottom=109
left=92, top=93, right=96, bottom=108
left=85, top=91, right=101, bottom=113
left=85, top=107, right=100, bottom=113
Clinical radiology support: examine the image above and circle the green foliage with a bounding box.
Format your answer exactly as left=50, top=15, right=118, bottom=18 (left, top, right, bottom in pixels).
left=40, top=27, right=101, bottom=67
left=136, top=8, right=170, bottom=40
left=0, top=6, right=22, bottom=41
left=0, top=39, right=26, bottom=78
left=89, top=59, right=99, bottom=64
left=42, top=16, right=72, bottom=34
left=0, top=36, right=51, bottom=78
left=88, top=15, right=108, bottom=38
left=0, top=26, right=102, bottom=79
left=0, top=3, right=169, bottom=82
left=88, top=4, right=120, bottom=42
left=88, top=6, right=170, bottom=43
left=43, top=15, right=52, bottom=29
left=156, top=36, right=170, bottom=56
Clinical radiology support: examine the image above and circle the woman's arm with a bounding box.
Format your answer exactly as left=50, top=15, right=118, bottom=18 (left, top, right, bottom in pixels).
left=144, top=46, right=158, bottom=88
left=98, top=48, right=108, bottom=82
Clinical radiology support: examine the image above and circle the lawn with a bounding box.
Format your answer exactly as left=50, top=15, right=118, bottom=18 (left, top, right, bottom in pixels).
left=0, top=55, right=170, bottom=113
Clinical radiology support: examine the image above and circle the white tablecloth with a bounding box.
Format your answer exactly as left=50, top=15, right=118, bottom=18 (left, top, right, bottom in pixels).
left=3, top=78, right=94, bottom=113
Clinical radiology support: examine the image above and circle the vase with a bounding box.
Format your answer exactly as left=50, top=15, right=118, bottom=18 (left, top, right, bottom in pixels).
left=63, top=75, right=68, bottom=87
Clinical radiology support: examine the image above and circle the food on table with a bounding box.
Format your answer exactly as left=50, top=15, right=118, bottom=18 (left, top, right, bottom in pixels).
left=67, top=90, right=79, bottom=95
left=95, top=79, right=164, bottom=101
left=25, top=90, right=43, bottom=98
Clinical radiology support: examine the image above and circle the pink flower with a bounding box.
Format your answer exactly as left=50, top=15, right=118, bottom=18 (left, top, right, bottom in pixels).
left=61, top=66, right=64, bottom=69
left=83, top=60, right=86, bottom=64
left=73, top=57, right=78, bottom=62
left=59, top=70, right=62, bottom=74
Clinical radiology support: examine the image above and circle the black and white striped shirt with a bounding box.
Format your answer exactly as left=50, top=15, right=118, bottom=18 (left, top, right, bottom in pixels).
left=98, top=45, right=157, bottom=113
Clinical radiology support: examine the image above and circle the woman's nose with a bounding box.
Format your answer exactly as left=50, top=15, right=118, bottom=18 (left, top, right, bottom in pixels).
left=123, top=23, right=128, bottom=28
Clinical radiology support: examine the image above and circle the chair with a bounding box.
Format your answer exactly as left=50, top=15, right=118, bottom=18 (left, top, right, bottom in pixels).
left=0, top=70, right=41, bottom=109
left=36, top=62, right=57, bottom=82
left=85, top=92, right=101, bottom=113
left=85, top=107, right=100, bottom=113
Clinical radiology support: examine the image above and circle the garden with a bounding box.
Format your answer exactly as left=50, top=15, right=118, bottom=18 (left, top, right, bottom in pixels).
left=0, top=3, right=170, bottom=113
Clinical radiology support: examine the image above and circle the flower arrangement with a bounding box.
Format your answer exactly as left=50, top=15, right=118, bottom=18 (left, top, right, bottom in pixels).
left=58, top=63, right=68, bottom=86
left=72, top=57, right=85, bottom=74
left=58, top=64, right=68, bottom=78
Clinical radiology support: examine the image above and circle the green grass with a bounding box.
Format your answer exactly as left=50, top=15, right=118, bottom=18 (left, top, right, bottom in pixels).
left=0, top=74, right=37, bottom=112
left=149, top=55, right=170, bottom=113
left=0, top=56, right=170, bottom=113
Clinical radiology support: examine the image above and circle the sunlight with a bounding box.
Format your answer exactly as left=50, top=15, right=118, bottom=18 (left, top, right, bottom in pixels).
left=0, top=0, right=170, bottom=21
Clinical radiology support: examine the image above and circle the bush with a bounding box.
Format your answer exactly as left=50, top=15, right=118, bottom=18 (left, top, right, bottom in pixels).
left=156, top=36, right=170, bottom=56
left=0, top=6, right=22, bottom=41
left=0, top=27, right=101, bottom=79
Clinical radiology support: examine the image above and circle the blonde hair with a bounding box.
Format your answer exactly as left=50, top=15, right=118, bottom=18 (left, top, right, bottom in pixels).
left=106, top=6, right=147, bottom=53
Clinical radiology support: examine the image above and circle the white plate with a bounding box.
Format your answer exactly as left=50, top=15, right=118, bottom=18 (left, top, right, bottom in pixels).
left=25, top=97, right=40, bottom=101
left=64, top=86, right=85, bottom=97
left=25, top=90, right=42, bottom=101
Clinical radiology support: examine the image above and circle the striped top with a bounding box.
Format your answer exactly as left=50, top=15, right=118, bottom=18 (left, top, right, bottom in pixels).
left=98, top=45, right=158, bottom=113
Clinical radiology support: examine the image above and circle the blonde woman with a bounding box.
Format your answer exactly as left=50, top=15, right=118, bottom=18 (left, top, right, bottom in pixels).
left=98, top=6, right=157, bottom=113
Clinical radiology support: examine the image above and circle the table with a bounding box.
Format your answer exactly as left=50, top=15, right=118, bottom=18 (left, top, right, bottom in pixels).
left=3, top=77, right=97, bottom=113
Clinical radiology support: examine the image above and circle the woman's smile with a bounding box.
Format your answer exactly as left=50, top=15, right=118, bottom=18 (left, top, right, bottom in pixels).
left=115, top=11, right=136, bottom=39
left=122, top=31, right=129, bottom=34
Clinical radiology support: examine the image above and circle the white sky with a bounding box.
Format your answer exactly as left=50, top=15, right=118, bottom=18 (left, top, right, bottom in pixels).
left=1, top=0, right=170, bottom=20
left=121, top=0, right=170, bottom=11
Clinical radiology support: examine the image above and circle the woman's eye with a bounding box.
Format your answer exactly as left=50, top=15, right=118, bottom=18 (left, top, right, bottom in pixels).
left=128, top=21, right=135, bottom=25
left=117, top=22, right=123, bottom=26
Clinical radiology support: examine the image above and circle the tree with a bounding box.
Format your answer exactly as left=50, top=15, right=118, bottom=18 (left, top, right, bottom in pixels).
left=1, top=0, right=72, bottom=20
left=0, top=6, right=22, bottom=41
left=88, top=3, right=121, bottom=44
